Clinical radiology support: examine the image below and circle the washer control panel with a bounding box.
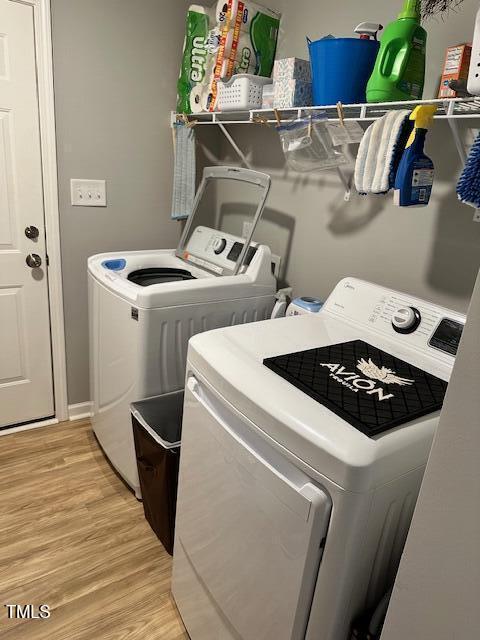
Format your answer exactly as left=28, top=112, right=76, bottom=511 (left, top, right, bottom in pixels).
left=213, top=238, right=227, bottom=255
left=323, top=278, right=466, bottom=359
left=183, top=226, right=259, bottom=275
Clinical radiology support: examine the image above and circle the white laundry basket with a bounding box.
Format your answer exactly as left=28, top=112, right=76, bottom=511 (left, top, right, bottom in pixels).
left=217, top=74, right=272, bottom=112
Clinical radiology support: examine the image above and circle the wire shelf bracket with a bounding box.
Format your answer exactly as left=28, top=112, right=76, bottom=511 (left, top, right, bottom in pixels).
left=217, top=122, right=253, bottom=170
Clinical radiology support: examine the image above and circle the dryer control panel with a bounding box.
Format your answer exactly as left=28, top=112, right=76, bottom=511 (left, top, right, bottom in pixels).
left=428, top=318, right=464, bottom=356
left=322, top=278, right=466, bottom=359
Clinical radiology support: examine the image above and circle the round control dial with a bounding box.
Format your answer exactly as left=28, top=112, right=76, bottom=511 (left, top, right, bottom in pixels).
left=213, top=238, right=227, bottom=255
left=392, top=306, right=421, bottom=334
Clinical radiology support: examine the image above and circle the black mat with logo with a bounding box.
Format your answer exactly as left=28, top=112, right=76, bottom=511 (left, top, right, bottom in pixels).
left=263, top=340, right=448, bottom=437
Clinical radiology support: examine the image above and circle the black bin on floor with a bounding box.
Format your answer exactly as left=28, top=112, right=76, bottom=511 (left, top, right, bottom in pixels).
left=131, top=391, right=183, bottom=555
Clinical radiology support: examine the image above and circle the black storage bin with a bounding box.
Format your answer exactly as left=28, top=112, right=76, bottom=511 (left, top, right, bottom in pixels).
left=131, top=391, right=183, bottom=555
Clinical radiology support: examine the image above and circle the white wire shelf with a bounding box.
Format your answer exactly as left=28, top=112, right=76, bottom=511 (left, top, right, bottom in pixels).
left=171, top=96, right=480, bottom=221
left=173, top=97, right=480, bottom=125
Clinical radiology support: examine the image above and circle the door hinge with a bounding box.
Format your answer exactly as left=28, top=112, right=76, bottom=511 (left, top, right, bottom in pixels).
left=46, top=254, right=50, bottom=266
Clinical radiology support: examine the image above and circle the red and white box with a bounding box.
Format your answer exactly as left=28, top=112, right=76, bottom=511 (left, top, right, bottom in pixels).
left=438, top=43, right=472, bottom=98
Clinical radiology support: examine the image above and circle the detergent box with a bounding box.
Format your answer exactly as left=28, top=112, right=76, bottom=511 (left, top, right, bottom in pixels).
left=438, top=43, right=472, bottom=98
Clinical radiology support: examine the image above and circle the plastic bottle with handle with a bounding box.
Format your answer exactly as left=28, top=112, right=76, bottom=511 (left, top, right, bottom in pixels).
left=366, top=0, right=427, bottom=103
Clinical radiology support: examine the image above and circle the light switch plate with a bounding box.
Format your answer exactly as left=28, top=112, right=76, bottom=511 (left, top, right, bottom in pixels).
left=70, top=179, right=107, bottom=207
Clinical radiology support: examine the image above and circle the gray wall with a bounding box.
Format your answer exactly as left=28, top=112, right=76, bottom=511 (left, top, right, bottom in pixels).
left=53, top=0, right=480, bottom=404
left=51, top=0, right=189, bottom=404
left=213, top=0, right=480, bottom=312
left=381, top=267, right=480, bottom=640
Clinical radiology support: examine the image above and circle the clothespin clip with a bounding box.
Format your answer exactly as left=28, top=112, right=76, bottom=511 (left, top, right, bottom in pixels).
left=336, top=102, right=345, bottom=128
left=252, top=114, right=270, bottom=126
left=174, top=113, right=186, bottom=127
left=274, top=109, right=282, bottom=127
left=307, top=114, right=313, bottom=138
left=180, top=113, right=198, bottom=128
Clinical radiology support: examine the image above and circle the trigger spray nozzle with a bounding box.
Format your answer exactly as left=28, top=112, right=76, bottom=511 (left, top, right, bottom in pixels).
left=354, top=22, right=383, bottom=40
left=405, top=104, right=438, bottom=146
left=410, top=104, right=438, bottom=129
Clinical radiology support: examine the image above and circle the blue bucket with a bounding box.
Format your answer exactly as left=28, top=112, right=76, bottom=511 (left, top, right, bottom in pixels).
left=308, top=37, right=379, bottom=106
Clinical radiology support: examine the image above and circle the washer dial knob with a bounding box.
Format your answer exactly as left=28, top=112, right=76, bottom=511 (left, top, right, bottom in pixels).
left=213, top=238, right=227, bottom=255
left=392, top=306, right=421, bottom=334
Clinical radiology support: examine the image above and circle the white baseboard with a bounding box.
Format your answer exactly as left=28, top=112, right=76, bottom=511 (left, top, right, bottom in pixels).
left=0, top=418, right=59, bottom=437
left=68, top=402, right=92, bottom=422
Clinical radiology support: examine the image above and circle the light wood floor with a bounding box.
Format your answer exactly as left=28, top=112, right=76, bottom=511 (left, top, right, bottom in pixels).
left=0, top=420, right=188, bottom=639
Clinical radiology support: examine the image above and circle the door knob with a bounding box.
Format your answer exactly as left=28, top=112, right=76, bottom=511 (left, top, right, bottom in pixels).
left=25, top=225, right=40, bottom=240
left=26, top=254, right=42, bottom=268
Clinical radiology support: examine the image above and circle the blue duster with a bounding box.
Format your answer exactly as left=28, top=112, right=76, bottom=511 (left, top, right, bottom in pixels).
left=457, top=131, right=480, bottom=209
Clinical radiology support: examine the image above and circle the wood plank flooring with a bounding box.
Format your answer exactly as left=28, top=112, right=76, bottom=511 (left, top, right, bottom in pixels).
left=0, top=420, right=188, bottom=639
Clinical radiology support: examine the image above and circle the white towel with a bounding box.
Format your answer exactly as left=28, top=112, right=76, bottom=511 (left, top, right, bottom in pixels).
left=355, top=110, right=411, bottom=195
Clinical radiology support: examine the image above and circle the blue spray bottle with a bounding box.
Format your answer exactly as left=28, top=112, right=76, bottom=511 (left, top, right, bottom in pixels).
left=394, top=105, right=437, bottom=206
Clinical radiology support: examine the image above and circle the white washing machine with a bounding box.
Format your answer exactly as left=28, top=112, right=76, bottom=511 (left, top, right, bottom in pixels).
left=172, top=277, right=465, bottom=640
left=88, top=167, right=276, bottom=498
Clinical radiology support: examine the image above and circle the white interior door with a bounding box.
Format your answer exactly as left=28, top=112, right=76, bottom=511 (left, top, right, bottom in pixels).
left=0, top=0, right=54, bottom=428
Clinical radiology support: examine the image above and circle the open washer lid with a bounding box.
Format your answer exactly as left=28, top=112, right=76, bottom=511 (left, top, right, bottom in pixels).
left=176, top=166, right=271, bottom=277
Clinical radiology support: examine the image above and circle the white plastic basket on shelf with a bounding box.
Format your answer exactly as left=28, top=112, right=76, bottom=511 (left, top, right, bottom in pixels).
left=217, top=74, right=272, bottom=112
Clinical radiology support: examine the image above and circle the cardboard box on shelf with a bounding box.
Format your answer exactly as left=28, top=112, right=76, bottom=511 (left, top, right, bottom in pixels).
left=438, top=43, right=472, bottom=98
left=273, top=58, right=312, bottom=83
left=273, top=78, right=312, bottom=109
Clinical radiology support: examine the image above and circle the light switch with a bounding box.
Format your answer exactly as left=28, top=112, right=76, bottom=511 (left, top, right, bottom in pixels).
left=70, top=179, right=107, bottom=207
